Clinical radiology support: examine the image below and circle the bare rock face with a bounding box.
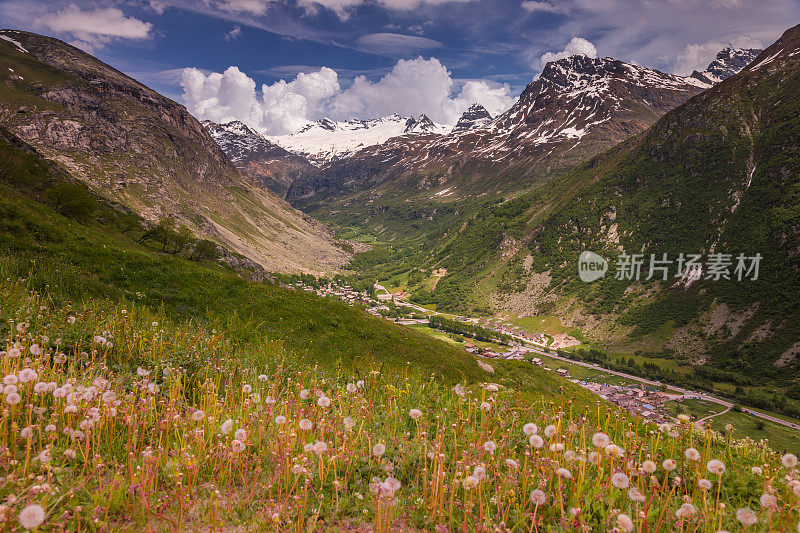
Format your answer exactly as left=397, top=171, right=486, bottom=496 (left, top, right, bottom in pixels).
left=203, top=120, right=314, bottom=198
left=0, top=29, right=350, bottom=274
left=691, top=47, right=762, bottom=85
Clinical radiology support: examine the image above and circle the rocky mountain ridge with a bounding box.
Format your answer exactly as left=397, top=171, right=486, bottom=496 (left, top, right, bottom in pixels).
left=0, top=29, right=349, bottom=274
left=286, top=54, right=710, bottom=209
left=691, top=47, right=762, bottom=85
left=203, top=120, right=313, bottom=197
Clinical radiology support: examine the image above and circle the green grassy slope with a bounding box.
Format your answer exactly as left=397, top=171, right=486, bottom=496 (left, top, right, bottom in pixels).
left=0, top=126, right=596, bottom=398
left=520, top=26, right=800, bottom=377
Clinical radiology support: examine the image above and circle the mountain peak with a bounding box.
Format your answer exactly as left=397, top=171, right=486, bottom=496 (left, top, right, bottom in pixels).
left=690, top=47, right=762, bottom=85
left=404, top=114, right=438, bottom=133
left=451, top=104, right=492, bottom=132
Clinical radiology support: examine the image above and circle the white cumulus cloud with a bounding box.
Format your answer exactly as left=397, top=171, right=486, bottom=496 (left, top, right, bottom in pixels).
left=36, top=4, right=153, bottom=51
left=181, top=65, right=340, bottom=135
left=539, top=37, right=597, bottom=68
left=214, top=0, right=275, bottom=15
left=181, top=57, right=515, bottom=135
left=224, top=25, right=243, bottom=41
left=521, top=1, right=563, bottom=13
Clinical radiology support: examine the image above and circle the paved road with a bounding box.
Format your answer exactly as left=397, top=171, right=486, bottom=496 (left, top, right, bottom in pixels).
left=373, top=283, right=800, bottom=432
left=510, top=335, right=800, bottom=431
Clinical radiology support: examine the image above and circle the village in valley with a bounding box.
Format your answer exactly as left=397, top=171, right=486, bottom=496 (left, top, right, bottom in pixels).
left=292, top=278, right=676, bottom=424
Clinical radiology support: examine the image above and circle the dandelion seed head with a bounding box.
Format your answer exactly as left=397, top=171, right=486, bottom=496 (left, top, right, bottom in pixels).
left=617, top=513, right=634, bottom=532
left=782, top=453, right=798, bottom=468
left=736, top=507, right=758, bottom=526
left=18, top=368, right=37, bottom=383
left=221, top=419, right=233, bottom=435
left=313, top=440, right=328, bottom=454
left=317, top=396, right=330, bottom=408
left=373, top=443, right=386, bottom=457
left=530, top=489, right=546, bottom=505
left=698, top=478, right=712, bottom=491
left=18, top=504, right=45, bottom=530
left=676, top=503, right=696, bottom=518
left=760, top=492, right=777, bottom=509
left=523, top=423, right=538, bottom=436
left=684, top=447, right=701, bottom=462
left=707, top=459, right=726, bottom=476
left=483, top=440, right=496, bottom=454
left=409, top=408, right=422, bottom=420
left=299, top=419, right=313, bottom=431
left=592, top=432, right=610, bottom=448
left=232, top=439, right=245, bottom=453
left=605, top=444, right=624, bottom=458
left=6, top=392, right=21, bottom=405
left=627, top=487, right=645, bottom=502
left=663, top=459, right=677, bottom=472
left=611, top=472, right=630, bottom=489
left=234, top=428, right=247, bottom=442
left=529, top=435, right=544, bottom=449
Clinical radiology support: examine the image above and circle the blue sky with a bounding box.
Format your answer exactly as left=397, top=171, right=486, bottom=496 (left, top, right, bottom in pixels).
left=1, top=0, right=797, bottom=133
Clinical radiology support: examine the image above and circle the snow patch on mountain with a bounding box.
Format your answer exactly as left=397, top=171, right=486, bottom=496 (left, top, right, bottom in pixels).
left=268, top=114, right=448, bottom=166
left=0, top=31, right=29, bottom=54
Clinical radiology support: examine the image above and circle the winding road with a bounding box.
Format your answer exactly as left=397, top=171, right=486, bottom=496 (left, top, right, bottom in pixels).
left=374, top=283, right=800, bottom=431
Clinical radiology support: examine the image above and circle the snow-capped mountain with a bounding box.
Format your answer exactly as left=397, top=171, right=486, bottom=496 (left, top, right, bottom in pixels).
left=268, top=114, right=448, bottom=166
left=287, top=55, right=709, bottom=205
left=411, top=55, right=709, bottom=167
left=690, top=47, right=762, bottom=85
left=203, top=120, right=313, bottom=197
left=451, top=104, right=492, bottom=133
